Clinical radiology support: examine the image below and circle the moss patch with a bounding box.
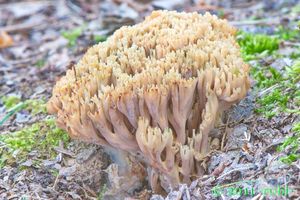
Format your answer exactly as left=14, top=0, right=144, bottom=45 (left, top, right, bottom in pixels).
left=0, top=118, right=70, bottom=168
left=238, top=29, right=300, bottom=164
left=277, top=122, right=300, bottom=164
left=1, top=96, right=21, bottom=109
left=237, top=31, right=279, bottom=60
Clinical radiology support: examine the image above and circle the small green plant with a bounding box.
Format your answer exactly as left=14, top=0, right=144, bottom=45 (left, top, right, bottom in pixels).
left=0, top=118, right=70, bottom=168
left=93, top=35, right=107, bottom=43
left=35, top=59, right=46, bottom=68
left=275, top=26, right=300, bottom=41
left=0, top=101, right=27, bottom=126
left=278, top=122, right=300, bottom=164
left=237, top=31, right=279, bottom=59
left=62, top=27, right=83, bottom=46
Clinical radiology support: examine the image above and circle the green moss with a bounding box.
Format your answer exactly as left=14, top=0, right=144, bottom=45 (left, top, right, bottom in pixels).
left=255, top=89, right=289, bottom=118
left=1, top=96, right=21, bottom=109
left=278, top=122, right=300, bottom=164
left=237, top=31, right=279, bottom=59
left=0, top=118, right=70, bottom=168
left=251, top=66, right=283, bottom=88
left=254, top=62, right=299, bottom=118
left=42, top=118, right=70, bottom=148
left=25, top=99, right=47, bottom=115
left=237, top=26, right=299, bottom=165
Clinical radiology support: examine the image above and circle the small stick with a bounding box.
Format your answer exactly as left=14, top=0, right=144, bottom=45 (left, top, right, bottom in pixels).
left=1, top=21, right=43, bottom=33
left=216, top=165, right=255, bottom=180
left=221, top=116, right=230, bottom=151
left=52, top=174, right=60, bottom=190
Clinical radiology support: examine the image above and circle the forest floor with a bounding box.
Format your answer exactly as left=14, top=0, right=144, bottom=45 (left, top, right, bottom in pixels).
left=0, top=0, right=299, bottom=199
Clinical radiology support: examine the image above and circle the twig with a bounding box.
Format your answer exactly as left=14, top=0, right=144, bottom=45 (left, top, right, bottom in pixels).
left=52, top=174, right=60, bottom=190
left=82, top=183, right=97, bottom=197
left=53, top=146, right=75, bottom=157
left=73, top=66, right=78, bottom=82
left=251, top=194, right=262, bottom=200
left=1, top=21, right=43, bottom=33
left=80, top=185, right=97, bottom=200
left=221, top=116, right=230, bottom=151
left=0, top=102, right=26, bottom=126
left=216, top=165, right=256, bottom=180
left=257, top=84, right=280, bottom=97
left=66, top=0, right=82, bottom=14
left=262, top=138, right=285, bottom=152
left=282, top=41, right=300, bottom=47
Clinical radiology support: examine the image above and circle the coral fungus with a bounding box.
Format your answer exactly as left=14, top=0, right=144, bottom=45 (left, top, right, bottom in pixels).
left=48, top=10, right=250, bottom=192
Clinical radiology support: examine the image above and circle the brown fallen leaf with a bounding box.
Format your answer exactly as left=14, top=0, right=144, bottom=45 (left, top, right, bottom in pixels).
left=212, top=162, right=230, bottom=176
left=242, top=143, right=254, bottom=154
left=0, top=31, right=14, bottom=48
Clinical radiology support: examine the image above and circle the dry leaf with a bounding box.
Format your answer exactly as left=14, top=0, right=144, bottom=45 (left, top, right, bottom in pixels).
left=0, top=31, right=14, bottom=48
